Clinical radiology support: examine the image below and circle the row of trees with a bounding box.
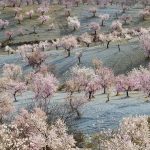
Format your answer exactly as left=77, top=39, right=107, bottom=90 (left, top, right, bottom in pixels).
left=0, top=0, right=149, bottom=43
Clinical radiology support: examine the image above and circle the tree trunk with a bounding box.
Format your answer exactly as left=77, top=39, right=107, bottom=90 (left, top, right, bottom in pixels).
left=67, top=49, right=70, bottom=57
left=107, top=41, right=110, bottom=49
left=116, top=91, right=119, bottom=96
left=73, top=26, right=76, bottom=31
left=126, top=90, right=129, bottom=97
left=78, top=57, right=81, bottom=64
left=89, top=91, right=92, bottom=100
left=93, top=12, right=96, bottom=17
left=118, top=44, right=120, bottom=52
left=9, top=36, right=12, bottom=40
left=116, top=12, right=118, bottom=19
left=75, top=109, right=81, bottom=118
left=103, top=87, right=106, bottom=94
left=106, top=93, right=110, bottom=103
left=14, top=93, right=17, bottom=102
left=69, top=97, right=74, bottom=111
left=101, top=20, right=104, bottom=26
left=86, top=43, right=90, bottom=47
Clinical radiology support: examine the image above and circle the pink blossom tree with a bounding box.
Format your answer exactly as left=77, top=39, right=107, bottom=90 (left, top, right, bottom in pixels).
left=67, top=16, right=80, bottom=31
left=97, top=33, right=106, bottom=45
left=26, top=50, right=47, bottom=68
left=111, top=20, right=123, bottom=32
left=115, top=73, right=135, bottom=97
left=130, top=66, right=150, bottom=100
left=66, top=95, right=87, bottom=118
left=13, top=7, right=22, bottom=17
left=60, top=35, right=78, bottom=57
left=99, top=14, right=109, bottom=26
left=75, top=51, right=83, bottom=64
left=38, top=15, right=50, bottom=24
left=69, top=66, right=95, bottom=93
left=32, top=73, right=58, bottom=112
left=2, top=64, right=22, bottom=80
left=37, top=6, right=49, bottom=15
left=0, top=93, right=13, bottom=124
left=90, top=22, right=100, bottom=35
left=65, top=8, right=71, bottom=17
left=140, top=33, right=150, bottom=58
left=7, top=80, right=27, bottom=102
left=26, top=10, right=34, bottom=19
left=79, top=32, right=92, bottom=47
left=15, top=14, right=24, bottom=24
left=106, top=34, right=114, bottom=49
left=85, top=76, right=101, bottom=100
left=5, top=30, right=14, bottom=40
left=96, top=66, right=115, bottom=94
left=0, top=19, right=9, bottom=30
left=119, top=14, right=132, bottom=25
left=89, top=7, right=97, bottom=17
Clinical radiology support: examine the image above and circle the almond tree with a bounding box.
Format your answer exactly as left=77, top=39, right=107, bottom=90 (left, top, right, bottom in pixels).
left=26, top=50, right=47, bottom=68
left=90, top=22, right=100, bottom=35
left=67, top=16, right=80, bottom=31
left=79, top=32, right=92, bottom=47
left=26, top=10, right=34, bottom=19
left=5, top=30, right=14, bottom=40
left=89, top=7, right=97, bottom=17
left=32, top=73, right=58, bottom=112
left=37, top=6, right=49, bottom=15
left=75, top=51, right=82, bottom=64
left=2, top=64, right=22, bottom=80
left=65, top=8, right=71, bottom=17
left=115, top=73, right=135, bottom=97
left=99, top=14, right=109, bottom=26
left=0, top=19, right=9, bottom=30
left=60, top=35, right=78, bottom=57
left=119, top=14, right=132, bottom=25
left=111, top=20, right=123, bottom=32
left=69, top=66, right=95, bottom=92
left=106, top=34, right=114, bottom=49
left=140, top=33, right=150, bottom=58
left=0, top=93, right=13, bottom=124
left=66, top=95, right=87, bottom=118
left=85, top=75, right=101, bottom=100
left=15, top=14, right=24, bottom=24
left=13, top=7, right=22, bottom=16
left=97, top=33, right=106, bottom=45
left=130, top=66, right=150, bottom=100
left=38, top=15, right=50, bottom=24
left=96, top=66, right=115, bottom=94
left=6, top=80, right=27, bottom=102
